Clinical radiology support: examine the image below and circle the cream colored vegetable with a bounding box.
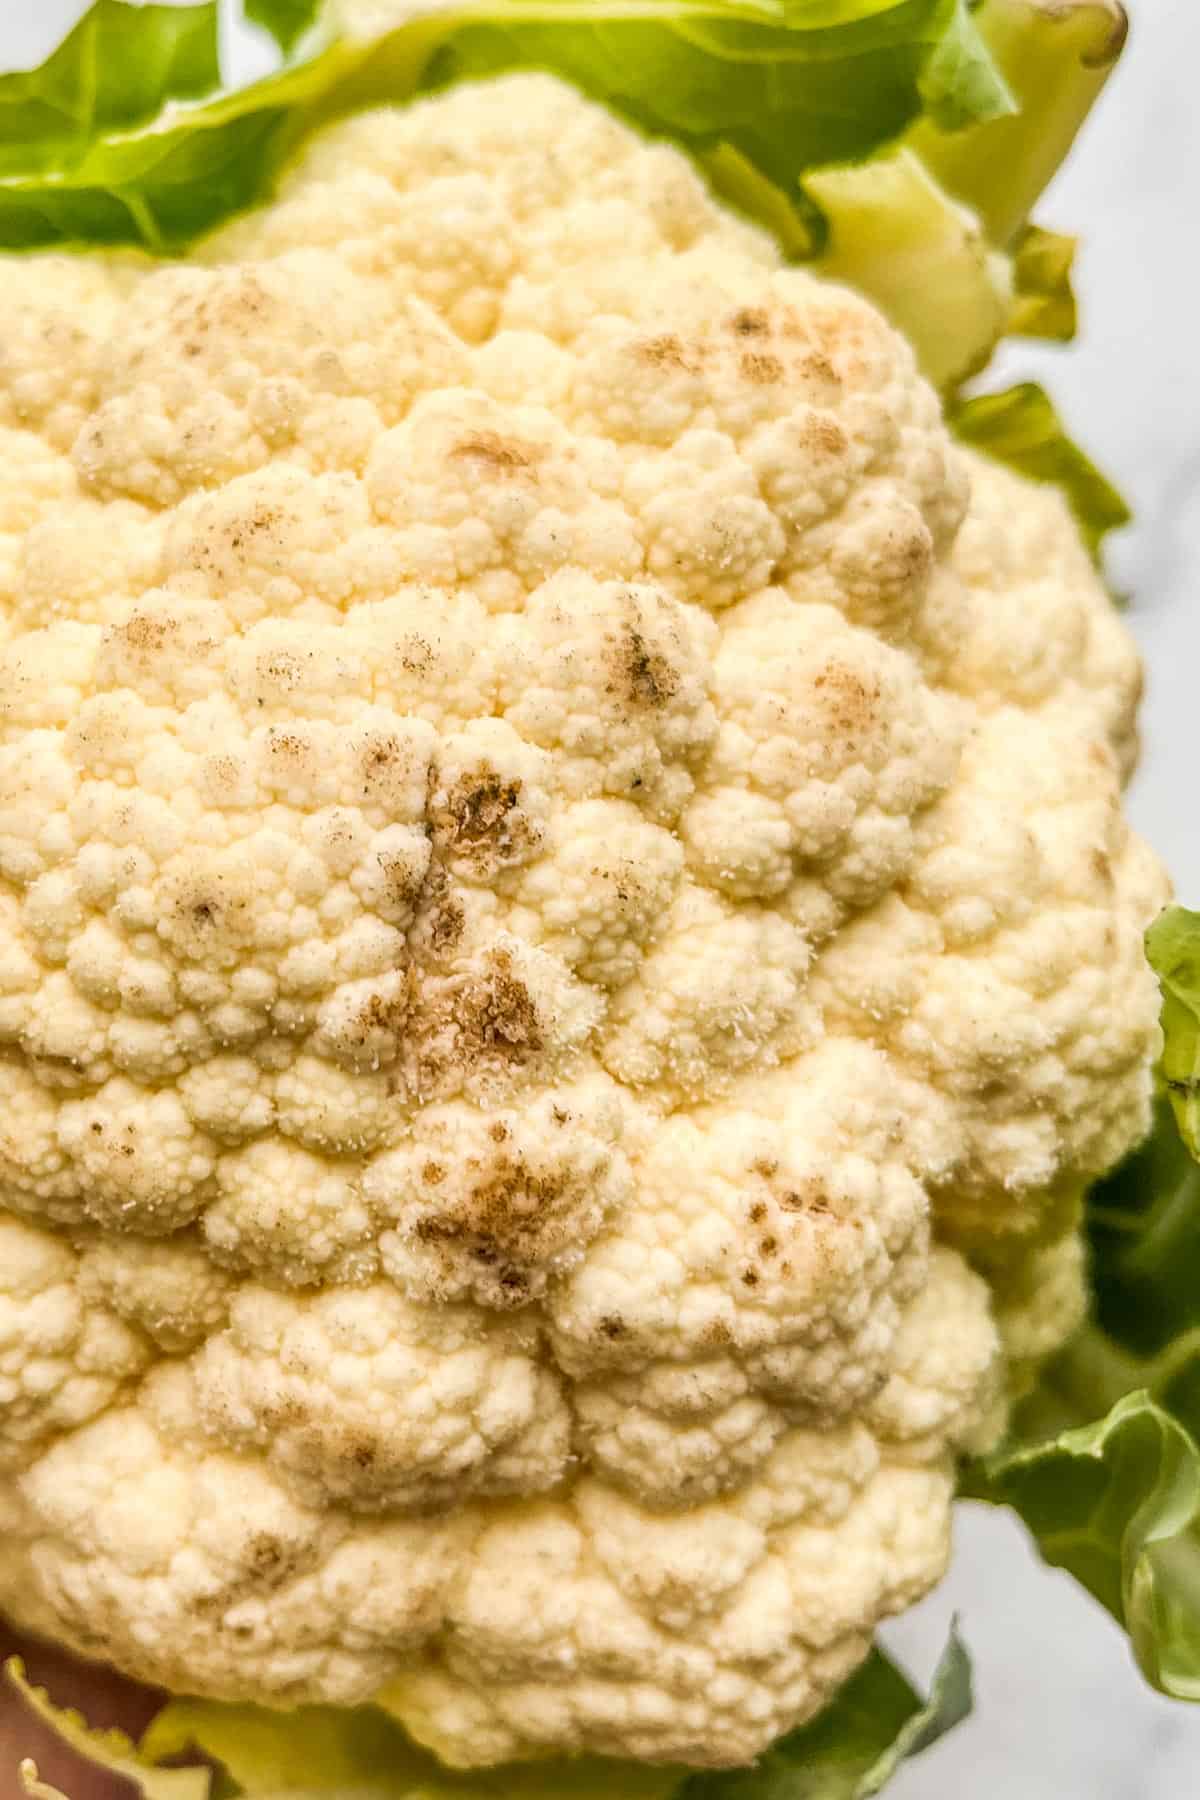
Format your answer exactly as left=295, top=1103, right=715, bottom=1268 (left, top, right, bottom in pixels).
left=0, top=74, right=1165, bottom=1772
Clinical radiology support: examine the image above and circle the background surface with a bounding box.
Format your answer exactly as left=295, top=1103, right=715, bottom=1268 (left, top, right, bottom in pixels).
left=5, top=2, right=1200, bottom=1795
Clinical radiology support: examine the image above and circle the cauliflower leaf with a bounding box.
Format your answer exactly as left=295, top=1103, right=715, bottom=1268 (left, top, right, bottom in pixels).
left=0, top=0, right=1129, bottom=531
left=6, top=1638, right=971, bottom=1800
left=1007, top=223, right=1078, bottom=342
left=246, top=0, right=322, bottom=55
left=908, top=0, right=1128, bottom=249
left=967, top=1393, right=1200, bottom=1701
left=1147, top=907, right=1200, bottom=1160
left=0, top=0, right=1124, bottom=399
left=0, top=0, right=1010, bottom=256
left=6, top=1660, right=210, bottom=1800
left=805, top=148, right=1013, bottom=389
left=948, top=382, right=1131, bottom=556
left=965, top=910, right=1200, bottom=1702
left=0, top=0, right=219, bottom=176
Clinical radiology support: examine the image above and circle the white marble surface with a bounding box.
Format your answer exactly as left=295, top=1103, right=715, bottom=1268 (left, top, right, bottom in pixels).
left=6, top=1, right=1200, bottom=1793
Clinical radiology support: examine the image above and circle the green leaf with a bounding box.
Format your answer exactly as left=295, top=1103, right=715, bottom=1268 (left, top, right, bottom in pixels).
left=7, top=1637, right=969, bottom=1800
left=1088, top=1097, right=1200, bottom=1361
left=1008, top=222, right=1077, bottom=341
left=0, top=1, right=219, bottom=177
left=831, top=0, right=1125, bottom=384
left=246, top=0, right=323, bottom=55
left=806, top=148, right=1012, bottom=387
left=947, top=382, right=1130, bottom=556
left=679, top=1629, right=971, bottom=1800
left=909, top=0, right=1129, bottom=245
left=1147, top=907, right=1200, bottom=1161
left=6, top=1659, right=211, bottom=1800
left=968, top=943, right=1200, bottom=1708
left=0, top=0, right=1010, bottom=255
left=966, top=1393, right=1200, bottom=1701
left=142, top=1699, right=680, bottom=1800
left=819, top=0, right=1126, bottom=385
left=915, top=0, right=1015, bottom=131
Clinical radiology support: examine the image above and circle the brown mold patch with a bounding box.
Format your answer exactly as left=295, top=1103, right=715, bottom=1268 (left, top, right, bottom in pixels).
left=620, top=628, right=680, bottom=709
left=165, top=870, right=251, bottom=953
left=400, top=636, right=433, bottom=676
left=374, top=845, right=429, bottom=912
left=799, top=411, right=848, bottom=458
left=410, top=948, right=544, bottom=1095
left=635, top=334, right=698, bottom=372
left=740, top=352, right=784, bottom=385
left=410, top=1150, right=573, bottom=1307
left=458, top=952, right=542, bottom=1060
left=451, top=432, right=541, bottom=475
left=433, top=765, right=541, bottom=872
left=728, top=308, right=770, bottom=338
left=811, top=663, right=883, bottom=739
left=116, top=612, right=172, bottom=653
left=778, top=1178, right=833, bottom=1217
left=357, top=731, right=405, bottom=796
left=796, top=350, right=840, bottom=391
left=427, top=893, right=466, bottom=955
left=325, top=980, right=411, bottom=1067
left=409, top=863, right=466, bottom=959
left=265, top=728, right=309, bottom=761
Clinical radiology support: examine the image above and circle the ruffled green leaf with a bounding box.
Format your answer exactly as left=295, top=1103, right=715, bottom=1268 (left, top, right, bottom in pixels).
left=0, top=0, right=1116, bottom=401
left=7, top=1659, right=210, bottom=1800
left=1147, top=907, right=1200, bottom=1161
left=947, top=381, right=1130, bottom=555
left=969, top=924, right=1200, bottom=1706
left=7, top=1636, right=970, bottom=1800
left=744, top=0, right=1122, bottom=387
left=806, top=149, right=1012, bottom=387
left=909, top=0, right=1129, bottom=246
left=966, top=1393, right=1200, bottom=1700
left=1008, top=222, right=1077, bottom=341
left=142, top=1698, right=678, bottom=1800
left=1088, top=1097, right=1200, bottom=1362
left=0, top=0, right=1009, bottom=255
left=246, top=0, right=323, bottom=54
left=0, top=1, right=218, bottom=177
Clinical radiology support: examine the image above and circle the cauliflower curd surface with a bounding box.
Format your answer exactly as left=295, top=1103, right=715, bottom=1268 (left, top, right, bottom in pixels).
left=0, top=75, right=1167, bottom=1770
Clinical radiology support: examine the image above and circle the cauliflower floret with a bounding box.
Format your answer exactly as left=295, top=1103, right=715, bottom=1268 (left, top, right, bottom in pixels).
left=814, top=705, right=1167, bottom=1241
left=687, top=589, right=963, bottom=910
left=0, top=74, right=1165, bottom=1771
left=550, top=1040, right=930, bottom=1448
left=0, top=1216, right=151, bottom=1470
left=193, top=1284, right=571, bottom=1513
left=365, top=1074, right=630, bottom=1308
left=929, top=451, right=1145, bottom=773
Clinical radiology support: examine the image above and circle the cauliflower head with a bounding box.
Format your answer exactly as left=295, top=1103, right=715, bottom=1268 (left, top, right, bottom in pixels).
left=0, top=74, right=1167, bottom=1771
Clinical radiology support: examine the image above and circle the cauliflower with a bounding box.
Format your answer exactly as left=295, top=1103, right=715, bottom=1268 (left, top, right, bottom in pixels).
left=0, top=73, right=1166, bottom=1773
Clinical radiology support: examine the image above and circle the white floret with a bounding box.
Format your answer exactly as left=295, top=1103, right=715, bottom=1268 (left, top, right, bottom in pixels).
left=0, top=72, right=1166, bottom=1771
